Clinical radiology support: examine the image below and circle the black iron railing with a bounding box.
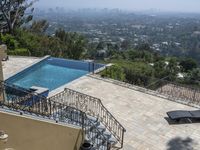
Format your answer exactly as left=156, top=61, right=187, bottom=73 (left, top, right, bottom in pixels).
left=0, top=82, right=48, bottom=114
left=146, top=79, right=200, bottom=106
left=0, top=81, right=111, bottom=150
left=48, top=88, right=126, bottom=149
left=47, top=100, right=110, bottom=150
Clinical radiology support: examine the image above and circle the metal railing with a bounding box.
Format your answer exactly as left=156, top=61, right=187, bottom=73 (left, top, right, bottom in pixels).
left=0, top=81, right=48, bottom=114
left=0, top=81, right=111, bottom=150
left=147, top=79, right=200, bottom=106
left=48, top=100, right=110, bottom=150
left=48, top=88, right=126, bottom=149
left=88, top=62, right=105, bottom=74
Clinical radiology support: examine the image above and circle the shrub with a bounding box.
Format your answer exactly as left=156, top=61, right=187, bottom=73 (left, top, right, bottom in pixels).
left=0, top=34, right=19, bottom=50
left=8, top=48, right=30, bottom=56
left=101, top=65, right=126, bottom=81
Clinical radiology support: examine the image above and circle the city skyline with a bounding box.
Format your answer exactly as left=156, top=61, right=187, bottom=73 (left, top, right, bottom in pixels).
left=35, top=0, right=200, bottom=13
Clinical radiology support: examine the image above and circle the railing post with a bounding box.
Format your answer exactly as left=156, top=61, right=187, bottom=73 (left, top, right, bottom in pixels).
left=49, top=100, right=52, bottom=116
left=2, top=82, right=6, bottom=102
left=121, top=128, right=125, bottom=149
left=81, top=113, right=85, bottom=142
left=105, top=67, right=108, bottom=77
left=82, top=113, right=85, bottom=128
left=160, top=80, right=164, bottom=93
left=88, top=62, right=90, bottom=73
left=107, top=142, right=111, bottom=150
left=193, top=89, right=197, bottom=103
left=92, top=62, right=95, bottom=74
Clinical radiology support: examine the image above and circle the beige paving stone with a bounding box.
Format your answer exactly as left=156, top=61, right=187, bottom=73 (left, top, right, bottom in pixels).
left=3, top=56, right=40, bottom=79
left=66, top=75, right=200, bottom=150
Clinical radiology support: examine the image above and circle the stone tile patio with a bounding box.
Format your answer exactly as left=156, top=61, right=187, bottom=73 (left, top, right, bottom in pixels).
left=3, top=56, right=200, bottom=150
left=66, top=75, right=200, bottom=150
left=3, top=56, right=40, bottom=79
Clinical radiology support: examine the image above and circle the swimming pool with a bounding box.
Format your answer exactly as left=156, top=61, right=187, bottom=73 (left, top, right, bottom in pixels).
left=7, top=57, right=104, bottom=91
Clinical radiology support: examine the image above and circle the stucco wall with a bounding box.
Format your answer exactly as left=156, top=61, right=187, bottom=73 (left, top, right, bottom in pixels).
left=0, top=45, right=5, bottom=102
left=0, top=61, right=4, bottom=102
left=0, top=111, right=83, bottom=150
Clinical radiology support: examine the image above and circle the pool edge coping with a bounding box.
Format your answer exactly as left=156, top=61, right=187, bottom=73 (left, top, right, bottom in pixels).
left=48, top=64, right=110, bottom=97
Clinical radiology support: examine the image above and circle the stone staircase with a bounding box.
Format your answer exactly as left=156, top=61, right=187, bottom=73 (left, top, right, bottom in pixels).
left=51, top=106, right=118, bottom=150
left=49, top=88, right=126, bottom=149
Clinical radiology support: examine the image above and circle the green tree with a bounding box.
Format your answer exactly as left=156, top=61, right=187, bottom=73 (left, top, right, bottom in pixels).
left=190, top=68, right=200, bottom=80
left=29, top=20, right=49, bottom=34
left=166, top=57, right=180, bottom=81
left=96, top=41, right=105, bottom=50
left=136, top=43, right=151, bottom=51
left=101, top=65, right=125, bottom=81
left=185, top=68, right=200, bottom=84
left=55, top=29, right=86, bottom=59
left=154, top=60, right=168, bottom=78
left=121, top=40, right=130, bottom=50
left=0, top=0, right=36, bottom=34
left=0, top=33, right=19, bottom=50
left=180, top=58, right=198, bottom=72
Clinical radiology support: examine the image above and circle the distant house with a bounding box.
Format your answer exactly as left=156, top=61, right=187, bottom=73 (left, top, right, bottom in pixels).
left=162, top=42, right=169, bottom=46
left=97, top=49, right=107, bottom=58
left=177, top=73, right=184, bottom=79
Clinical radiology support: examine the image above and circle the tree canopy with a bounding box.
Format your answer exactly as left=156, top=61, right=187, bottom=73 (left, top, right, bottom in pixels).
left=180, top=58, right=198, bottom=72
left=0, top=0, right=36, bottom=34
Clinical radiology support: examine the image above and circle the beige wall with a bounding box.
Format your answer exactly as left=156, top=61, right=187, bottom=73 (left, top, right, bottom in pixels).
left=0, top=45, right=5, bottom=102
left=0, top=45, right=7, bottom=60
left=0, top=111, right=84, bottom=150
left=0, top=61, right=4, bottom=102
left=0, top=61, right=3, bottom=81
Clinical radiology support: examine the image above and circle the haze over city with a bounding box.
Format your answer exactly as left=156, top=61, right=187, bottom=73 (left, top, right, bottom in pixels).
left=36, top=0, right=200, bottom=13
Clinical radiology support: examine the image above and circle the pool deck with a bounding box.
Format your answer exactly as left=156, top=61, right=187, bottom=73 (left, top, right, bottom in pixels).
left=3, top=56, right=41, bottom=80
left=3, top=56, right=200, bottom=150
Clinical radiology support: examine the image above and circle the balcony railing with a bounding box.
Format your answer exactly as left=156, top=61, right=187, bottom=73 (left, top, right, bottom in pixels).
left=0, top=82, right=48, bottom=114
left=146, top=79, right=200, bottom=107
left=48, top=88, right=126, bottom=149
left=0, top=81, right=111, bottom=150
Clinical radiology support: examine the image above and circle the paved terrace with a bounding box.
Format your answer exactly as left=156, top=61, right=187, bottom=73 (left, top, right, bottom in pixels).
left=3, top=57, right=200, bottom=150
left=66, top=76, right=200, bottom=150
left=3, top=56, right=41, bottom=79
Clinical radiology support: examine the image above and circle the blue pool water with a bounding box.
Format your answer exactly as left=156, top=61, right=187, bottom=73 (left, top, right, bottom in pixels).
left=6, top=57, right=97, bottom=91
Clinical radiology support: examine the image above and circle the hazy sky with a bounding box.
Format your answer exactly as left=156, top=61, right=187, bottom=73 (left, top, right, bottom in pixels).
left=36, top=0, right=200, bottom=13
